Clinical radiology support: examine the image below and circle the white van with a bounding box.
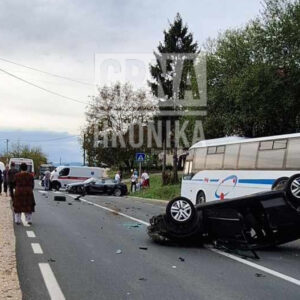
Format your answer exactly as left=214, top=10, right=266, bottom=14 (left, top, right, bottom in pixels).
left=50, top=166, right=105, bottom=190
left=9, top=158, right=34, bottom=174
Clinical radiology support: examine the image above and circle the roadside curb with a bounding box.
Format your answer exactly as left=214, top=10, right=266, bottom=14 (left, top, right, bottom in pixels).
left=0, top=196, right=22, bottom=300
left=126, top=195, right=168, bottom=204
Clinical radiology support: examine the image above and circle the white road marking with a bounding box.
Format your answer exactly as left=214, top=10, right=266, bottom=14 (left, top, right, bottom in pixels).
left=211, top=248, right=300, bottom=286
left=31, top=243, right=43, bottom=254
left=39, top=263, right=65, bottom=300
left=69, top=195, right=150, bottom=226
left=21, top=213, right=30, bottom=227
left=26, top=231, right=36, bottom=238
left=69, top=194, right=300, bottom=287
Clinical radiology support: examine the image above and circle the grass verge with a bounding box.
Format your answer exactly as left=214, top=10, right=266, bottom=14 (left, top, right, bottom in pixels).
left=129, top=174, right=181, bottom=201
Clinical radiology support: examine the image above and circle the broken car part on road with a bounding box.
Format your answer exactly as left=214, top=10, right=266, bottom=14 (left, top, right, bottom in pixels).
left=148, top=174, right=300, bottom=254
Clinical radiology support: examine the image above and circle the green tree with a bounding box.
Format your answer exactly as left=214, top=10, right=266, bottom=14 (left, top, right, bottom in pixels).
left=150, top=13, right=198, bottom=184
left=6, top=144, right=47, bottom=175
left=204, top=0, right=300, bottom=138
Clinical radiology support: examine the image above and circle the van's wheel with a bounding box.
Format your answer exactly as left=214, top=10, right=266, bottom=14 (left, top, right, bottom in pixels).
left=196, top=191, right=206, bottom=205
left=166, top=197, right=196, bottom=225
left=272, top=177, right=289, bottom=191
left=52, top=181, right=61, bottom=191
left=285, top=174, right=300, bottom=209
left=113, top=188, right=122, bottom=197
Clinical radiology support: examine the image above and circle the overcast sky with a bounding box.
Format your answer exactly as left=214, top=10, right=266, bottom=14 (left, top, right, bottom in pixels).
left=0, top=0, right=262, bottom=162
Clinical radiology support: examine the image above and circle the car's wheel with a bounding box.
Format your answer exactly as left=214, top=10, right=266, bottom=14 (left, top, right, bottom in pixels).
left=166, top=197, right=196, bottom=225
left=76, top=186, right=84, bottom=194
left=272, top=177, right=289, bottom=191
left=52, top=181, right=61, bottom=191
left=286, top=174, right=300, bottom=208
left=113, top=188, right=122, bottom=197
left=196, top=191, right=206, bottom=205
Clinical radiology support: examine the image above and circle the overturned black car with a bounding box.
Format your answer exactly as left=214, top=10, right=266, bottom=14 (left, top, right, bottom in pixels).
left=148, top=174, right=300, bottom=251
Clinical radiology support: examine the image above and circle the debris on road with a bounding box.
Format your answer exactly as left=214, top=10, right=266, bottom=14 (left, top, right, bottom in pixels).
left=48, top=258, right=56, bottom=262
left=255, top=273, right=266, bottom=278
left=139, top=277, right=147, bottom=281
left=68, top=203, right=73, bottom=205
left=116, top=249, right=122, bottom=254
left=179, top=257, right=185, bottom=262
left=123, top=222, right=142, bottom=229
left=54, top=195, right=66, bottom=202
left=139, top=247, right=148, bottom=250
left=172, top=266, right=177, bottom=269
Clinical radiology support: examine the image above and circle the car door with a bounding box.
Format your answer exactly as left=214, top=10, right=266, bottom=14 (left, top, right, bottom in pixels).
left=92, top=179, right=106, bottom=194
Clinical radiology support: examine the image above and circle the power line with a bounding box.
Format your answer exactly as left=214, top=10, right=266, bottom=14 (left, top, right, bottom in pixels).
left=0, top=57, right=94, bottom=86
left=0, top=67, right=88, bottom=105
left=22, top=135, right=80, bottom=143
left=0, top=135, right=79, bottom=143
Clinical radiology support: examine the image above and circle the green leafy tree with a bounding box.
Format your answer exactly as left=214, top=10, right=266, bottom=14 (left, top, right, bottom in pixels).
left=204, top=0, right=300, bottom=138
left=5, top=144, right=48, bottom=175
left=150, top=13, right=198, bottom=184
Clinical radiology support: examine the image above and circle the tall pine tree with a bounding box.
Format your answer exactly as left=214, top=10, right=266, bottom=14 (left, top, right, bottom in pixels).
left=149, top=13, right=198, bottom=184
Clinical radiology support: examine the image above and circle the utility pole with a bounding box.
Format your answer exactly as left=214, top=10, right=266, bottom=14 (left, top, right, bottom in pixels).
left=6, top=139, right=9, bottom=163
left=83, top=134, right=86, bottom=166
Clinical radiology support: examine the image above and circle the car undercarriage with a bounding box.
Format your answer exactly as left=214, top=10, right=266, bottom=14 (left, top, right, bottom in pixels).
left=148, top=174, right=300, bottom=255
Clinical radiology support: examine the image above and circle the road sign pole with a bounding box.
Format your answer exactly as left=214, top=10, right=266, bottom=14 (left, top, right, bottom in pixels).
left=139, top=161, right=142, bottom=178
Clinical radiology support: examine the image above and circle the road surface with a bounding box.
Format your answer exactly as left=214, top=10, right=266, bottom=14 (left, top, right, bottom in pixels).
left=14, top=186, right=300, bottom=300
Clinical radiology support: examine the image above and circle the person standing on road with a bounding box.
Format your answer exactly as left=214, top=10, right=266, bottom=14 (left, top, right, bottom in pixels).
left=2, top=165, right=9, bottom=196
left=115, top=170, right=121, bottom=183
left=44, top=169, right=51, bottom=191
left=130, top=171, right=138, bottom=192
left=8, top=162, right=18, bottom=199
left=13, top=163, right=35, bottom=225
left=0, top=168, right=3, bottom=195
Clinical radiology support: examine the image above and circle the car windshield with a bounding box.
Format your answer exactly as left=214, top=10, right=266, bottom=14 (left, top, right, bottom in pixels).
left=84, top=177, right=97, bottom=184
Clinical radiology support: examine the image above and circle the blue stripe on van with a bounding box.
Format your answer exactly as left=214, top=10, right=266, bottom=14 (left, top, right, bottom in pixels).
left=190, top=178, right=275, bottom=185
left=238, top=179, right=275, bottom=185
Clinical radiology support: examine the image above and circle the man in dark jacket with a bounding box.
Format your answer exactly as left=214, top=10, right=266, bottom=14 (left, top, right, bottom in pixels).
left=0, top=169, right=2, bottom=195
left=2, top=165, right=9, bottom=196
left=8, top=162, right=18, bottom=199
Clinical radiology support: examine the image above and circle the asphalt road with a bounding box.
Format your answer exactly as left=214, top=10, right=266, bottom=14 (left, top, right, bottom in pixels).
left=14, top=185, right=300, bottom=300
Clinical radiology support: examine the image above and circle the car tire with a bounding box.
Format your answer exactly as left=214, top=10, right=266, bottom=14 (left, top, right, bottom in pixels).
left=52, top=181, right=61, bottom=191
left=272, top=177, right=289, bottom=191
left=166, top=197, right=196, bottom=225
left=113, top=188, right=122, bottom=197
left=285, top=174, right=300, bottom=208
left=148, top=213, right=203, bottom=242
left=196, top=191, right=206, bottom=205
left=76, top=186, right=84, bottom=194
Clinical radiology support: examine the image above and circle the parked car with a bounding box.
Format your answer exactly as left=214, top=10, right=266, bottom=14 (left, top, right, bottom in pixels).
left=66, top=178, right=128, bottom=196
left=148, top=174, right=300, bottom=252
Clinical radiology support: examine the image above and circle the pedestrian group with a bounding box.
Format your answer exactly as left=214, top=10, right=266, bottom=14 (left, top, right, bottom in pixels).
left=0, top=162, right=35, bottom=225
